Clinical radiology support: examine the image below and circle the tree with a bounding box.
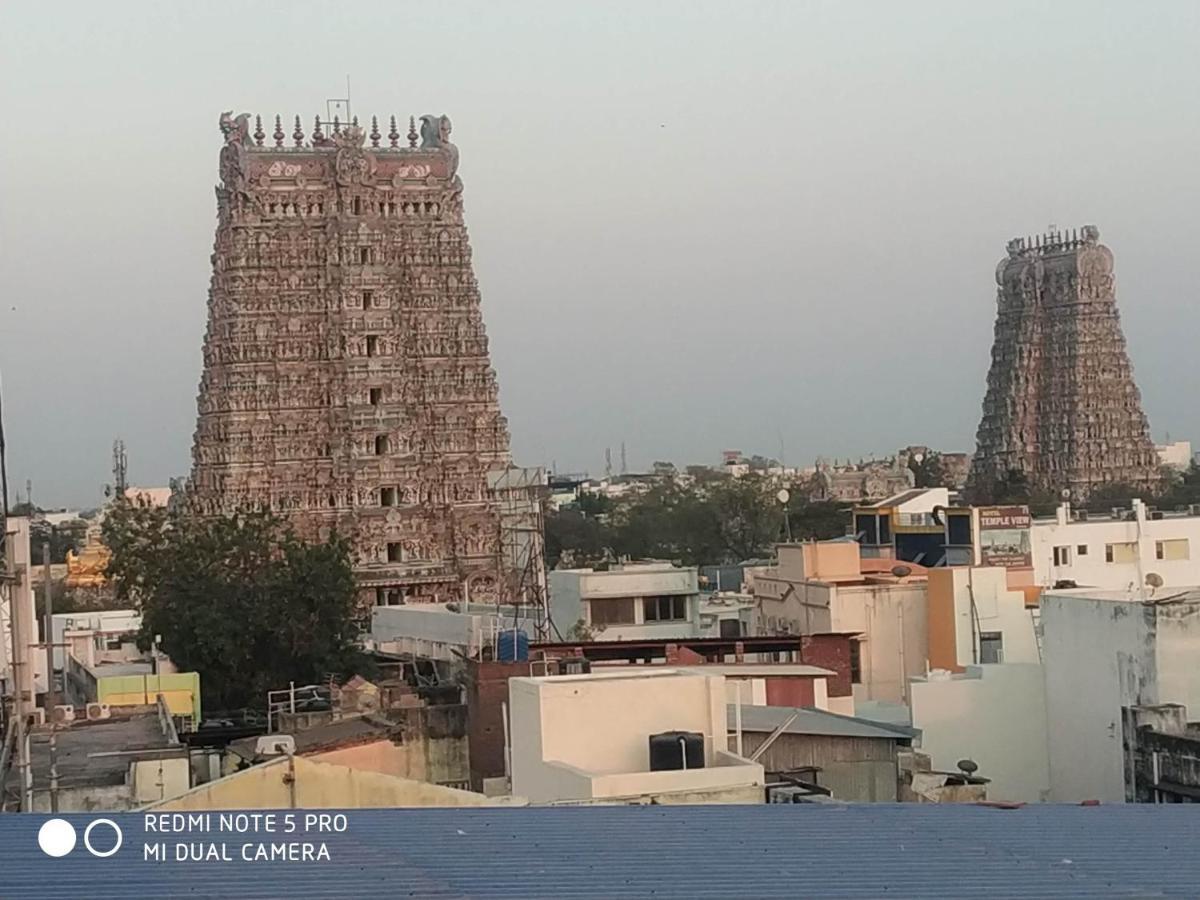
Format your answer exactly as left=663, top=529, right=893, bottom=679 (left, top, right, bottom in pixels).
left=103, top=503, right=371, bottom=711
left=707, top=475, right=783, bottom=562
left=787, top=501, right=852, bottom=542
left=544, top=508, right=608, bottom=569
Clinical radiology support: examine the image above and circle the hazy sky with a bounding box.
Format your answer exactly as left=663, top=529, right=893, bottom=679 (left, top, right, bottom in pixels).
left=2, top=1, right=1198, bottom=508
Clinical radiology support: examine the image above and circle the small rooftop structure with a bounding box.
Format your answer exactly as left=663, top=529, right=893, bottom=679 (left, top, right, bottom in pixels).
left=4, top=705, right=188, bottom=812
left=509, top=669, right=763, bottom=805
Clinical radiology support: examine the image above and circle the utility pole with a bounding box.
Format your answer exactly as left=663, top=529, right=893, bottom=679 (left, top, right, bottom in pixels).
left=42, top=541, right=55, bottom=711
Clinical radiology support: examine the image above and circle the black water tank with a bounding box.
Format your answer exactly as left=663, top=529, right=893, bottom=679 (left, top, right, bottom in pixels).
left=648, top=731, right=705, bottom=771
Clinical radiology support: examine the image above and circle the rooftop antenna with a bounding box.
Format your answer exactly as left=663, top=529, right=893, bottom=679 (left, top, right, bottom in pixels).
left=112, top=439, right=128, bottom=499
left=323, top=75, right=352, bottom=131
left=620, top=442, right=628, bottom=475
left=604, top=447, right=612, bottom=479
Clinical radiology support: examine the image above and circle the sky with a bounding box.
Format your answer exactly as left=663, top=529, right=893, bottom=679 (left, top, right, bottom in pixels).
left=1, top=1, right=1198, bottom=508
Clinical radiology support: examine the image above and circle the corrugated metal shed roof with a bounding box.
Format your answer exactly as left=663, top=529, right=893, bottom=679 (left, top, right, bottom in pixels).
left=4, top=805, right=1199, bottom=898
left=731, top=704, right=918, bottom=740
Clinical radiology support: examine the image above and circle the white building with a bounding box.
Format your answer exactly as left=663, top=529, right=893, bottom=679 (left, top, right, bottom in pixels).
left=906, top=565, right=1049, bottom=803
left=1031, top=500, right=1200, bottom=591
left=911, top=664, right=1049, bottom=803
left=548, top=563, right=701, bottom=642
left=1041, top=586, right=1200, bottom=803
left=754, top=541, right=928, bottom=706
left=1, top=517, right=49, bottom=704
left=52, top=609, right=142, bottom=670
left=370, top=603, right=541, bottom=661
left=1156, top=440, right=1193, bottom=471
left=508, top=669, right=763, bottom=805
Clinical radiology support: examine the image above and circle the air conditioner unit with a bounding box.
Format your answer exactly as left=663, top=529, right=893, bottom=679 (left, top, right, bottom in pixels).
left=1189, top=504, right=1200, bottom=518
left=254, top=735, right=296, bottom=757
left=52, top=705, right=75, bottom=725
left=85, top=702, right=111, bottom=721
left=29, top=709, right=46, bottom=727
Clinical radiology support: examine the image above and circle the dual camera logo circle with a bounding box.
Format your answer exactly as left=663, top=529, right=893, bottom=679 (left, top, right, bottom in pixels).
left=37, top=818, right=123, bottom=858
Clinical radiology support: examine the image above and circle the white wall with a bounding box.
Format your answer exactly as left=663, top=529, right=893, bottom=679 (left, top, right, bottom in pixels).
left=510, top=670, right=761, bottom=804
left=910, top=664, right=1049, bottom=802
left=53, top=609, right=141, bottom=669
left=1032, top=502, right=1200, bottom=590
left=1041, top=592, right=1156, bottom=802
left=1, top=518, right=47, bottom=698
left=551, top=565, right=702, bottom=641
left=832, top=582, right=927, bottom=705
left=1152, top=599, right=1200, bottom=725
left=947, top=567, right=1039, bottom=667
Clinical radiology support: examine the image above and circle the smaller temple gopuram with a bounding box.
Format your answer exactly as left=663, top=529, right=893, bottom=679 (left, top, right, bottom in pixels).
left=969, top=225, right=1160, bottom=502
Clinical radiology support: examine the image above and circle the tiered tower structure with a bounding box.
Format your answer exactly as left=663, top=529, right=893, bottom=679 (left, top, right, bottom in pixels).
left=970, top=225, right=1159, bottom=502
left=190, top=110, right=544, bottom=610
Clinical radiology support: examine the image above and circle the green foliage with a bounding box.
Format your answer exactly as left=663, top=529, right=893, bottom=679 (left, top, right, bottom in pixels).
left=102, top=503, right=371, bottom=711
left=30, top=519, right=89, bottom=565
left=545, top=474, right=852, bottom=568
left=544, top=509, right=608, bottom=569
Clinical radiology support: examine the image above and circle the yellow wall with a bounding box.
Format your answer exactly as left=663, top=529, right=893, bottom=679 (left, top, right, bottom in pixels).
left=147, top=757, right=505, bottom=810
left=97, top=672, right=201, bottom=722
left=131, top=757, right=192, bottom=805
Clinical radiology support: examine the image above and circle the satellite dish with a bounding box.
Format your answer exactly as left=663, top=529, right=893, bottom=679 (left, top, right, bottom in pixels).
left=1060, top=488, right=1072, bottom=500
left=957, top=758, right=979, bottom=776
left=1146, top=573, right=1164, bottom=589
left=776, top=489, right=790, bottom=505
left=891, top=565, right=912, bottom=578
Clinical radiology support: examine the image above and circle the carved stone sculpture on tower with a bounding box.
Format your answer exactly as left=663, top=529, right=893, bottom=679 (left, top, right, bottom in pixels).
left=969, top=226, right=1160, bottom=502
left=190, top=109, right=545, bottom=610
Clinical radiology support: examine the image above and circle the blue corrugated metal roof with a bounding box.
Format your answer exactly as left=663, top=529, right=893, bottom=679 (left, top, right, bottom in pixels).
left=2, top=804, right=1198, bottom=898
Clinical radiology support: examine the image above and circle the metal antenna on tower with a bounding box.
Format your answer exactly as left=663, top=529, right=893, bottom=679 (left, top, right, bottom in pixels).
left=112, top=439, right=128, bottom=499
left=323, top=75, right=352, bottom=130
left=620, top=442, right=628, bottom=475
left=604, top=447, right=612, bottom=479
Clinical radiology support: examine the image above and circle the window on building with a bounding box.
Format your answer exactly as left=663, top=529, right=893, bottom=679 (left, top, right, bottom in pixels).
left=589, top=597, right=635, bottom=626
left=849, top=640, right=862, bottom=684
left=365, top=335, right=379, bottom=357
left=643, top=595, right=688, bottom=622
left=369, top=387, right=382, bottom=406
left=352, top=197, right=362, bottom=216
left=1106, top=541, right=1137, bottom=564
left=1156, top=539, right=1190, bottom=561
left=1077, top=544, right=1088, bottom=556
left=362, top=290, right=373, bottom=309
left=1053, top=545, right=1071, bottom=566
left=979, top=631, right=1004, bottom=664
left=380, top=487, right=397, bottom=507
left=386, top=542, right=405, bottom=563
left=374, top=434, right=389, bottom=455
left=359, top=247, right=370, bottom=265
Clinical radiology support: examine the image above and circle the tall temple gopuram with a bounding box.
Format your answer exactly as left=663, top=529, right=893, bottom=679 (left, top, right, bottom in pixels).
left=969, top=225, right=1160, bottom=502
left=190, top=110, right=544, bottom=610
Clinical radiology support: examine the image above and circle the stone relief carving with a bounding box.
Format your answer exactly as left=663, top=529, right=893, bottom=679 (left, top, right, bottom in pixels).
left=218, top=111, right=252, bottom=193
left=333, top=125, right=376, bottom=187
left=419, top=114, right=459, bottom=179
